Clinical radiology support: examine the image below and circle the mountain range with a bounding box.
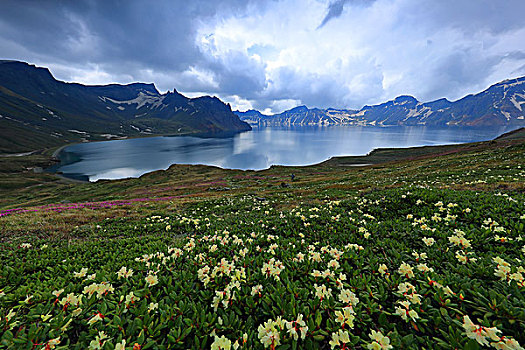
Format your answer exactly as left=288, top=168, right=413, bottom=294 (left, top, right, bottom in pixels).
left=236, top=77, right=525, bottom=127
left=2, top=60, right=525, bottom=154
left=0, top=60, right=250, bottom=153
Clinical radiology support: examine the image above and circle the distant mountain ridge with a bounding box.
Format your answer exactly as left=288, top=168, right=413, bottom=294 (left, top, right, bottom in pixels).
left=236, top=77, right=525, bottom=127
left=0, top=61, right=250, bottom=153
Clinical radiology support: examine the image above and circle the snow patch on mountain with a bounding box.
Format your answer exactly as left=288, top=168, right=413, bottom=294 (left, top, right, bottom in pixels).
left=102, top=92, right=167, bottom=110
left=510, top=95, right=523, bottom=111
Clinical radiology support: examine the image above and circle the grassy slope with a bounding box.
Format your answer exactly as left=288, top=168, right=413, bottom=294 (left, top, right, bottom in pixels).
left=1, top=128, right=523, bottom=211
left=0, top=128, right=524, bottom=349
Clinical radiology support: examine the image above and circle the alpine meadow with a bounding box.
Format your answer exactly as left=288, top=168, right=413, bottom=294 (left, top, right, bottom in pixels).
left=1, top=1, right=525, bottom=350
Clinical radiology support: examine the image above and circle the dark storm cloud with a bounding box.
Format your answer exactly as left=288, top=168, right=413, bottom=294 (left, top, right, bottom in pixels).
left=318, top=0, right=347, bottom=28
left=318, top=0, right=375, bottom=28
left=0, top=0, right=264, bottom=93
left=1, top=0, right=525, bottom=113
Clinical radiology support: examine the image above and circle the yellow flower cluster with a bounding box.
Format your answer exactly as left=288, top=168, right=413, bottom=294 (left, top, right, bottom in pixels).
left=334, top=307, right=355, bottom=328
left=285, top=314, right=308, bottom=340
left=493, top=257, right=525, bottom=286
left=313, top=283, right=333, bottom=300
left=394, top=300, right=419, bottom=322
left=367, top=330, right=393, bottom=350
left=116, top=266, right=134, bottom=279
left=261, top=258, right=284, bottom=280
left=329, top=329, right=350, bottom=349
left=83, top=282, right=115, bottom=299
left=462, top=315, right=522, bottom=349
left=211, top=335, right=232, bottom=350
left=448, top=229, right=471, bottom=249
left=397, top=262, right=414, bottom=278
left=258, top=317, right=286, bottom=348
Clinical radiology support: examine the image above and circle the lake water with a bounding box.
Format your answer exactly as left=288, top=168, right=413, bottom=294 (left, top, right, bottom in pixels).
left=51, top=126, right=517, bottom=181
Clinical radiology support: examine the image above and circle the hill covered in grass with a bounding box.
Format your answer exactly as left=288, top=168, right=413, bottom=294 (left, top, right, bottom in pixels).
left=0, top=129, right=524, bottom=349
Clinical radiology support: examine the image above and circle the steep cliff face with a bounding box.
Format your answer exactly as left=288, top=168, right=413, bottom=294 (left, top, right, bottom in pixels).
left=0, top=61, right=250, bottom=153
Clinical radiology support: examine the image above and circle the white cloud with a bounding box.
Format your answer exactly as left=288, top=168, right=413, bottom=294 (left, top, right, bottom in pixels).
left=221, top=95, right=254, bottom=112
left=1, top=0, right=525, bottom=113
left=194, top=0, right=525, bottom=111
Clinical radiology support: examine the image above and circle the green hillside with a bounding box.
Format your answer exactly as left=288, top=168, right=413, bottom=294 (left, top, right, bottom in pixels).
left=0, top=129, right=524, bottom=349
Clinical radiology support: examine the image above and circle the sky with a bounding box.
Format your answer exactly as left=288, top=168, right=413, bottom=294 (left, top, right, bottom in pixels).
left=1, top=0, right=525, bottom=114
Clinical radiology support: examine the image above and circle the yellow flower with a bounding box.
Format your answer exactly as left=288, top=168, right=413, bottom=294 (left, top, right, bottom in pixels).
left=60, top=293, right=81, bottom=307
left=311, top=269, right=323, bottom=278
left=148, top=302, right=158, bottom=313
left=328, top=259, right=340, bottom=269
left=334, top=307, right=355, bottom=328
left=285, top=314, right=308, bottom=340
left=313, top=284, right=332, bottom=300
left=394, top=301, right=419, bottom=322
left=251, top=285, right=263, bottom=296
left=46, top=337, right=61, bottom=349
left=83, top=282, right=115, bottom=299
left=88, top=331, right=109, bottom=350
left=52, top=289, right=64, bottom=297
left=484, top=326, right=502, bottom=342
left=115, top=340, right=126, bottom=350
left=294, top=252, right=305, bottom=262
left=330, top=329, right=350, bottom=349
left=88, top=312, right=104, bottom=325
left=211, top=335, right=232, bottom=350
left=397, top=262, right=414, bottom=278
left=258, top=319, right=283, bottom=348
left=492, top=338, right=523, bottom=350
left=422, top=237, right=435, bottom=246
left=367, top=330, right=392, bottom=350
left=416, top=263, right=434, bottom=273
left=73, top=267, right=88, bottom=278
left=338, top=289, right=359, bottom=307
left=462, top=316, right=491, bottom=346
left=124, top=292, right=139, bottom=308
left=117, top=266, right=134, bottom=279
left=261, top=258, right=284, bottom=280
left=145, top=274, right=158, bottom=287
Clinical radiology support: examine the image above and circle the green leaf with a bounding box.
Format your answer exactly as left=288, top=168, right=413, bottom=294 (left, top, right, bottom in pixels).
left=142, top=340, right=156, bottom=349
left=315, top=310, right=322, bottom=327
left=464, top=339, right=481, bottom=350
left=440, top=307, right=449, bottom=317
left=378, top=312, right=388, bottom=326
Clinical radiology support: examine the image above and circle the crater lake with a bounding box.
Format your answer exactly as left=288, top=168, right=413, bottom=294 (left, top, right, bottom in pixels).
left=50, top=126, right=517, bottom=181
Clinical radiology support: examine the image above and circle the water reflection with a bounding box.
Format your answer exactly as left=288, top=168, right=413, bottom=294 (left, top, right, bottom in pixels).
left=53, top=125, right=516, bottom=181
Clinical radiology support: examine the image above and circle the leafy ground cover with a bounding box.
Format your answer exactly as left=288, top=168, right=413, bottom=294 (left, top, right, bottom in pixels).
left=0, top=129, right=524, bottom=349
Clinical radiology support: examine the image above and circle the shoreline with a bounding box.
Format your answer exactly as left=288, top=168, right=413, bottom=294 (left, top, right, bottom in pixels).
left=46, top=129, right=253, bottom=182
left=46, top=126, right=524, bottom=183
left=0, top=127, right=522, bottom=212
left=48, top=128, right=252, bottom=160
